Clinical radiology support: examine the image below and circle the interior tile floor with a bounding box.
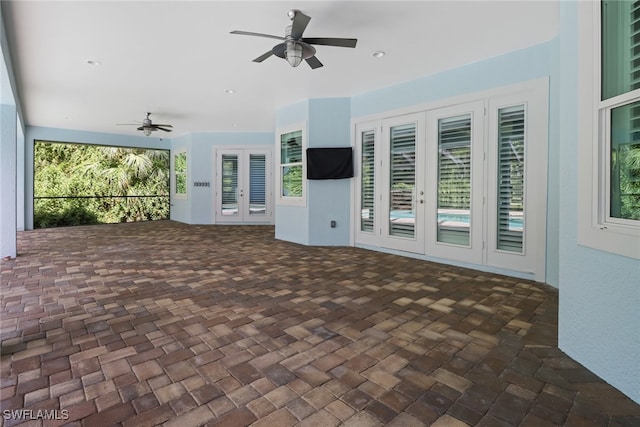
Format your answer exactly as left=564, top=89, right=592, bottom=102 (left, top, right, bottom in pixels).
left=1, top=221, right=639, bottom=427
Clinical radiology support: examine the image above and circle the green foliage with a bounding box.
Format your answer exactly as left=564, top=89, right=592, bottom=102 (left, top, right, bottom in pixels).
left=35, top=202, right=99, bottom=228
left=34, top=142, right=170, bottom=228
left=282, top=165, right=302, bottom=197
left=615, top=142, right=640, bottom=220
left=174, top=152, right=187, bottom=194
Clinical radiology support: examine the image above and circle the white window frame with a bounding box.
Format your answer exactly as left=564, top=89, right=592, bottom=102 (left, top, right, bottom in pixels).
left=275, top=121, right=307, bottom=207
left=173, top=149, right=188, bottom=200
left=577, top=1, right=640, bottom=259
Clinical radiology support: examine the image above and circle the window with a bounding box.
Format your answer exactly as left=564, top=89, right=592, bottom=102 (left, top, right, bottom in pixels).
left=577, top=1, right=640, bottom=259
left=602, top=0, right=640, bottom=224
left=496, top=106, right=525, bottom=253
left=360, top=130, right=376, bottom=232
left=174, top=151, right=187, bottom=198
left=276, top=123, right=306, bottom=206
left=609, top=101, right=640, bottom=222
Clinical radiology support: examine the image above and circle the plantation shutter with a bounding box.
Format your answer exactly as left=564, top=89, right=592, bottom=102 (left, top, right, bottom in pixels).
left=632, top=1, right=640, bottom=90
left=632, top=1, right=640, bottom=137
left=389, top=124, right=416, bottom=238
left=221, top=154, right=238, bottom=216
left=496, top=106, right=525, bottom=252
left=249, top=154, right=266, bottom=215
left=361, top=130, right=376, bottom=232
left=437, top=115, right=472, bottom=246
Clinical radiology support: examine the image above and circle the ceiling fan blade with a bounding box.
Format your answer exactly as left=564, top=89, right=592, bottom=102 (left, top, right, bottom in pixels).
left=253, top=50, right=274, bottom=63
left=155, top=126, right=172, bottom=133
left=230, top=30, right=284, bottom=41
left=290, top=11, right=311, bottom=40
left=152, top=123, right=172, bottom=128
left=117, top=123, right=141, bottom=126
left=136, top=126, right=145, bottom=131
left=302, top=37, right=357, bottom=48
left=305, top=56, right=323, bottom=69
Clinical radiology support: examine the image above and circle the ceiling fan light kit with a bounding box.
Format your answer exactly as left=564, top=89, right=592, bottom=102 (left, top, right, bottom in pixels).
left=231, top=9, right=357, bottom=70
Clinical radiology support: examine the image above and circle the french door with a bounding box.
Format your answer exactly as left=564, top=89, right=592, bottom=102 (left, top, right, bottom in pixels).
left=353, top=79, right=548, bottom=280
left=216, top=149, right=272, bottom=223
left=355, top=113, right=426, bottom=253
left=425, top=101, right=485, bottom=264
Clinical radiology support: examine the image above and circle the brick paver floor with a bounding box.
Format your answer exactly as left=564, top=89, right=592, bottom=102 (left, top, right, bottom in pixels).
left=1, top=221, right=639, bottom=426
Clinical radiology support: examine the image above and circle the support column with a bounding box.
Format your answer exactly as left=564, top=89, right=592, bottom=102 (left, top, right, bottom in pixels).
left=0, top=103, right=17, bottom=258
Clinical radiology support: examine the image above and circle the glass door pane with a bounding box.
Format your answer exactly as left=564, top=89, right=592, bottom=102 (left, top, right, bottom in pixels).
left=389, top=124, right=416, bottom=238
left=221, top=154, right=239, bottom=217
left=497, top=106, right=525, bottom=253
left=361, top=130, right=376, bottom=232
left=249, top=154, right=266, bottom=215
left=437, top=115, right=472, bottom=246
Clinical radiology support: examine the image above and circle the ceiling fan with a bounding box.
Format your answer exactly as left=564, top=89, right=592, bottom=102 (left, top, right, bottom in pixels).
left=118, top=113, right=173, bottom=136
left=230, top=9, right=357, bottom=69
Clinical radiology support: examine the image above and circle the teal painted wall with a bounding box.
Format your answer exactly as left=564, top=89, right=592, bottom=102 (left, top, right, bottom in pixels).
left=275, top=98, right=351, bottom=246
left=275, top=100, right=310, bottom=245
left=351, top=41, right=552, bottom=118
left=307, top=98, right=351, bottom=246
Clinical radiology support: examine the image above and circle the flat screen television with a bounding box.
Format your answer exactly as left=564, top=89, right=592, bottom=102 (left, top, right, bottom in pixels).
left=306, top=147, right=354, bottom=180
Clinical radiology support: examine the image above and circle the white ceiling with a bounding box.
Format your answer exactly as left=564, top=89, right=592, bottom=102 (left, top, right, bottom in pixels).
left=2, top=0, right=558, bottom=137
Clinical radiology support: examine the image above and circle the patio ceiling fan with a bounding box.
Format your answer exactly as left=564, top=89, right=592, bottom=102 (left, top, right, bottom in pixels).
left=230, top=9, right=357, bottom=69
left=118, top=113, right=173, bottom=136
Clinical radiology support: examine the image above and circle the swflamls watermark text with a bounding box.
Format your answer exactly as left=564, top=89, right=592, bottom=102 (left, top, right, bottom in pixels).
left=2, top=409, right=69, bottom=421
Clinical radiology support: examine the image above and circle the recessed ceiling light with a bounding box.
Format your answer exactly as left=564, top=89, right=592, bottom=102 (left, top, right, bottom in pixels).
left=371, top=51, right=386, bottom=58
left=86, top=60, right=101, bottom=66
left=225, top=89, right=235, bottom=94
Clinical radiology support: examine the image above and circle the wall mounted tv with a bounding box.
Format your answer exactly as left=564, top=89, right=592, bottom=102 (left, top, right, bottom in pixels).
left=306, top=147, right=354, bottom=180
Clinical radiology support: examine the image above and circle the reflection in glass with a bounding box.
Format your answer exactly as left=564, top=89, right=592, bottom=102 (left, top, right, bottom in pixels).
left=282, top=165, right=302, bottom=197
left=437, top=115, right=471, bottom=246
left=174, top=152, right=187, bottom=195
left=221, top=155, right=238, bottom=215
left=249, top=154, right=267, bottom=215
left=361, top=131, right=375, bottom=232
left=389, top=124, right=416, bottom=238
left=610, top=101, right=640, bottom=221
left=497, top=106, right=525, bottom=253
